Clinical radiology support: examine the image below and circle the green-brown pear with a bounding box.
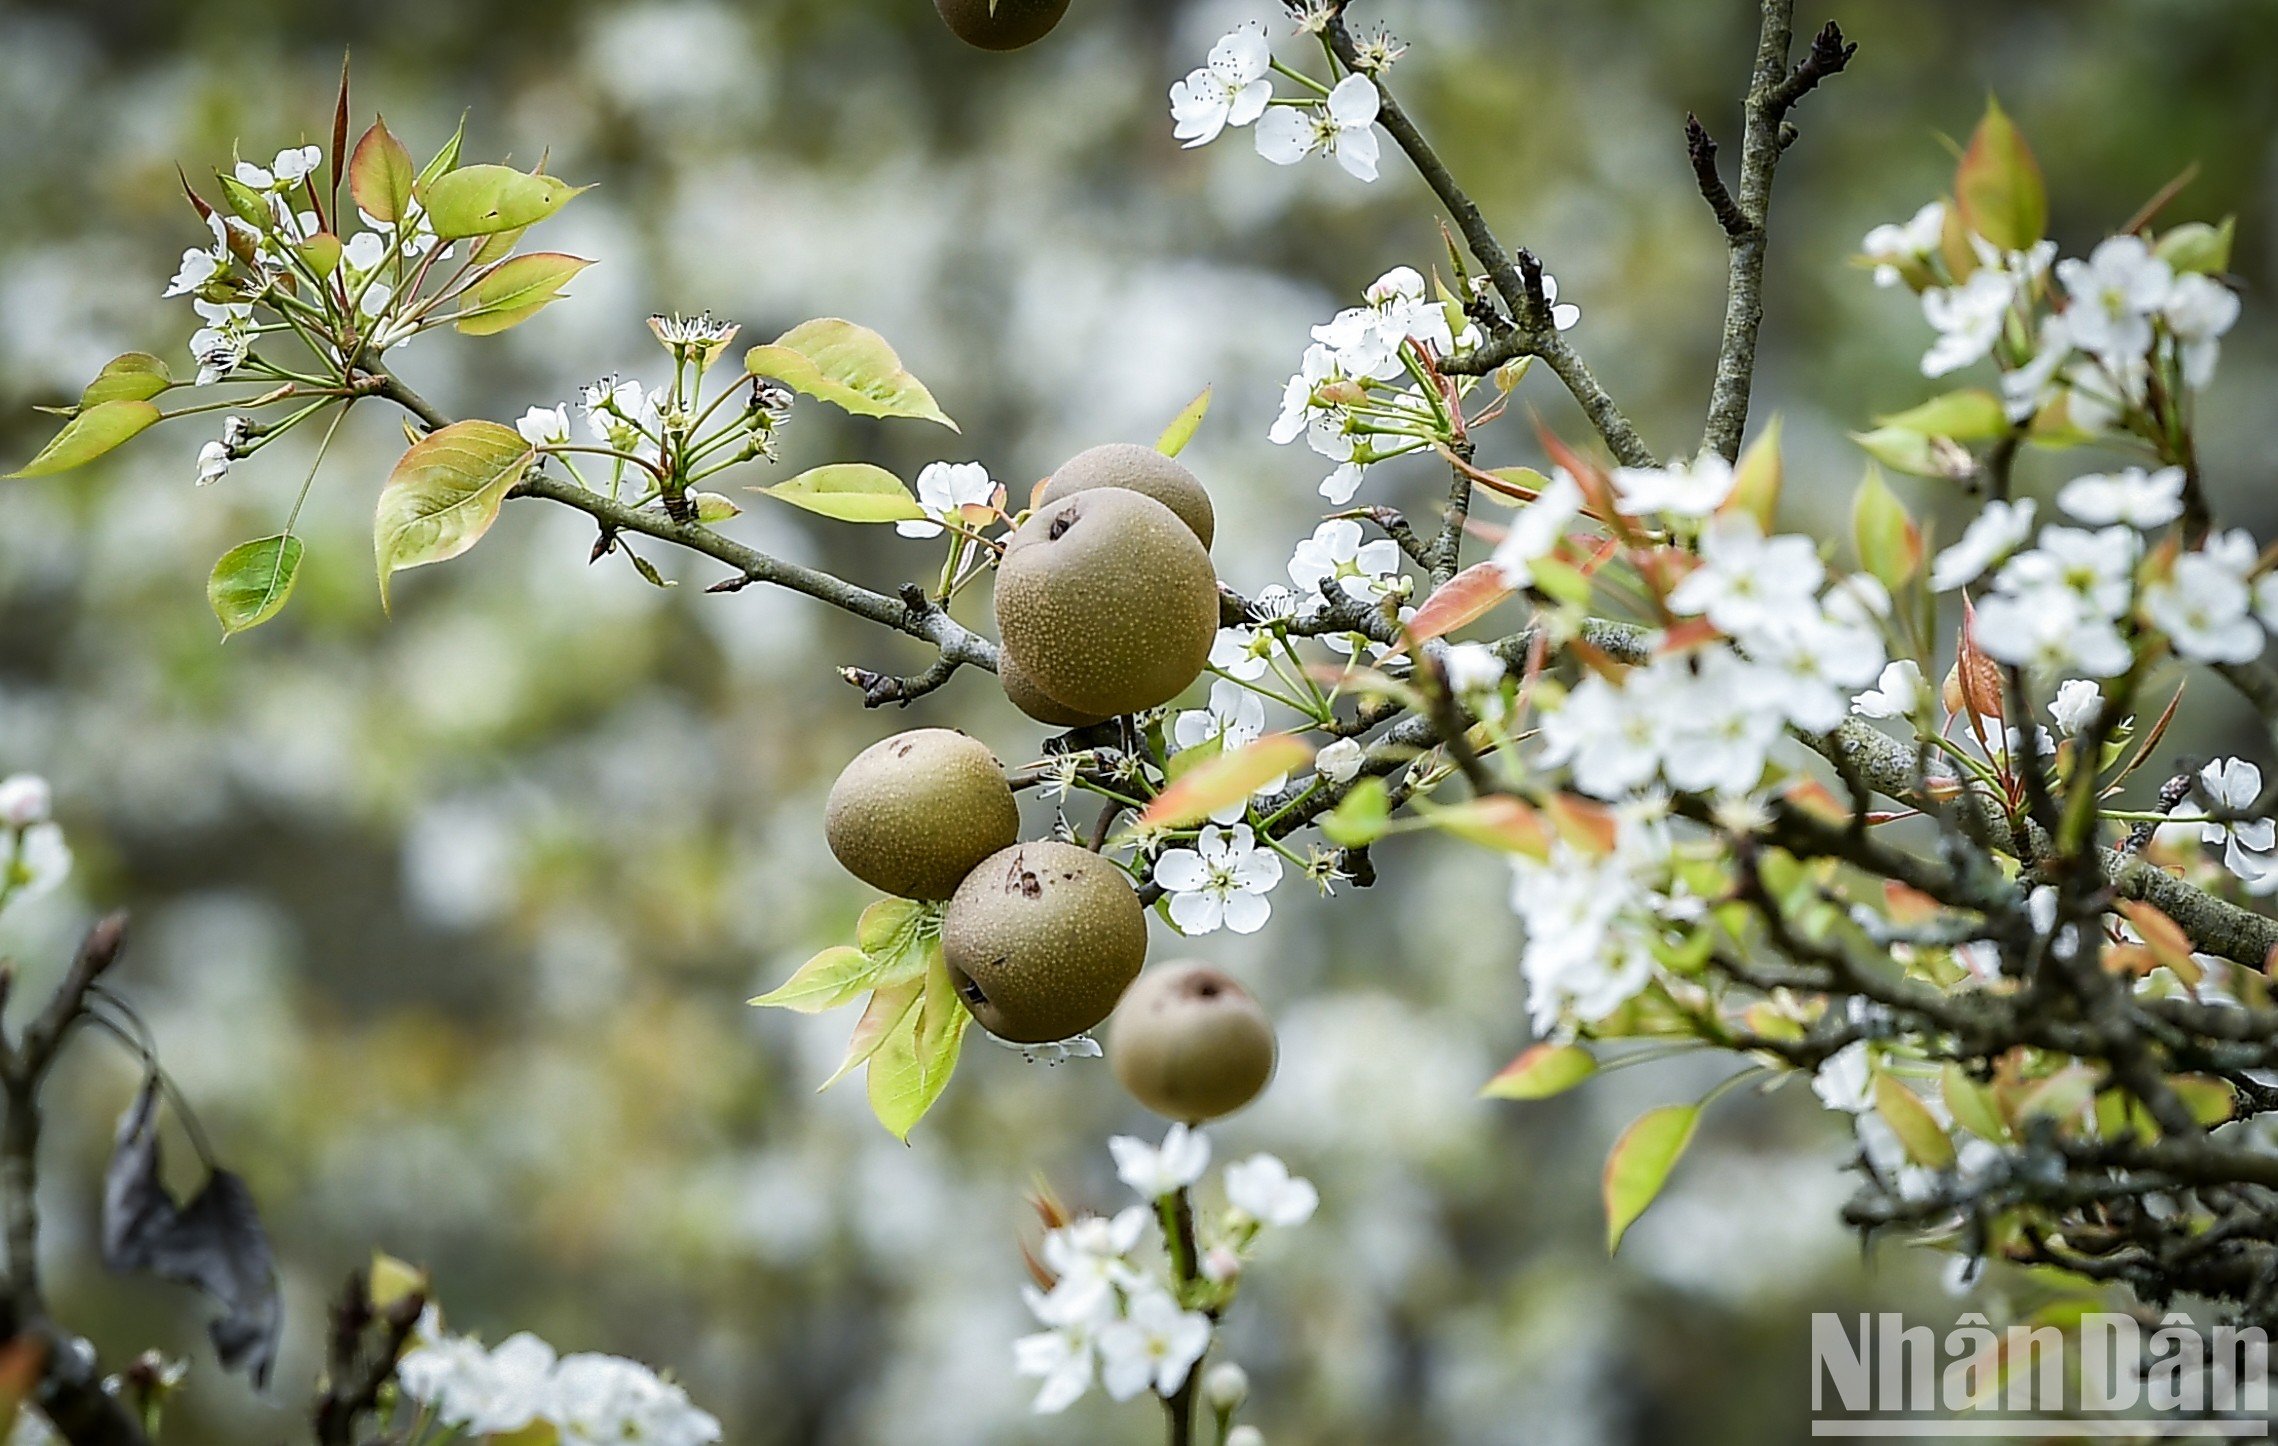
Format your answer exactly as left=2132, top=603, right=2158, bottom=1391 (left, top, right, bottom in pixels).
left=1107, top=962, right=1277, bottom=1122
left=1036, top=443, right=1216, bottom=548
left=999, top=650, right=1110, bottom=729
left=943, top=840, right=1147, bottom=1042
left=824, top=729, right=1020, bottom=901
left=994, top=488, right=1218, bottom=718
left=934, top=0, right=1070, bottom=50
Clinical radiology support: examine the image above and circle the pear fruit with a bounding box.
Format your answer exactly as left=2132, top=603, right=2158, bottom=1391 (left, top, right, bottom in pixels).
left=1000, top=650, right=1110, bottom=729
left=943, top=840, right=1147, bottom=1042
left=1107, top=962, right=1276, bottom=1122
left=1036, top=443, right=1215, bottom=548
left=934, top=0, right=1070, bottom=50
left=994, top=488, right=1218, bottom=718
left=824, top=729, right=1020, bottom=901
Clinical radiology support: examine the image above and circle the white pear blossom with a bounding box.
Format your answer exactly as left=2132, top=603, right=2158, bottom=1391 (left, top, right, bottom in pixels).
left=1098, top=1287, right=1212, bottom=1401
left=1254, top=74, right=1382, bottom=181
left=1811, top=1041, right=1876, bottom=1114
left=1440, top=642, right=1506, bottom=695
left=1974, top=588, right=2131, bottom=678
left=1667, top=516, right=1824, bottom=639
left=1489, top=470, right=1586, bottom=589
left=270, top=144, right=322, bottom=185
left=342, top=229, right=389, bottom=274
left=195, top=441, right=232, bottom=487
left=1860, top=200, right=1945, bottom=287
left=5, top=822, right=72, bottom=901
left=1920, top=268, right=2017, bottom=377
left=1363, top=265, right=1456, bottom=353
left=1153, top=824, right=1283, bottom=935
left=2049, top=679, right=2103, bottom=735
left=1508, top=842, right=1658, bottom=1033
left=1170, top=23, right=1274, bottom=148
left=1269, top=344, right=1356, bottom=458
left=1852, top=660, right=1926, bottom=720
left=516, top=404, right=572, bottom=448
left=1288, top=518, right=1402, bottom=603
left=2143, top=531, right=2262, bottom=665
left=1536, top=273, right=1581, bottom=331
left=1110, top=1124, right=1211, bottom=1199
left=2056, top=466, right=2185, bottom=529
left=1928, top=499, right=2036, bottom=593
left=1173, top=679, right=1266, bottom=754
left=1610, top=453, right=1736, bottom=520
left=0, top=776, right=51, bottom=829
left=1209, top=625, right=1275, bottom=682
left=896, top=460, right=995, bottom=539
left=1223, top=1154, right=1318, bottom=1227
left=1014, top=1317, right=1098, bottom=1414
left=580, top=378, right=660, bottom=451
left=2197, top=758, right=2275, bottom=883
left=1747, top=610, right=1887, bottom=733
left=163, top=246, right=221, bottom=299
left=2055, top=234, right=2172, bottom=365
left=2164, top=272, right=2240, bottom=388
left=1314, top=737, right=1365, bottom=784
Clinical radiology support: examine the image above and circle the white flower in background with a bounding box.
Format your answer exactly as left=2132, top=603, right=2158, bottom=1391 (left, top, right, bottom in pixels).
left=1153, top=824, right=1283, bottom=935
left=1036, top=1208, right=1149, bottom=1325
left=2056, top=466, right=2185, bottom=529
left=896, top=460, right=995, bottom=539
left=342, top=229, right=388, bottom=274
left=1536, top=273, right=1581, bottom=331
left=516, top=404, right=572, bottom=448
left=1314, top=737, right=1365, bottom=784
left=1097, top=1287, right=1212, bottom=1401
left=0, top=776, right=51, bottom=829
left=1920, top=268, right=2017, bottom=377
left=1509, top=843, right=1657, bottom=1032
left=1170, top=23, right=1274, bottom=148
left=1364, top=265, right=1456, bottom=354
left=1667, top=516, right=1824, bottom=639
left=1223, top=1154, right=1319, bottom=1227
left=189, top=299, right=253, bottom=385
left=2197, top=758, right=2275, bottom=882
left=2055, top=234, right=2172, bottom=365
left=269, top=144, right=322, bottom=185
left=1928, top=499, right=2036, bottom=592
left=1269, top=344, right=1356, bottom=459
left=1014, top=1317, right=1098, bottom=1414
left=1659, top=650, right=1786, bottom=794
left=1851, top=660, right=1925, bottom=720
left=6, top=822, right=72, bottom=901
left=163, top=246, right=220, bottom=299
left=1610, top=453, right=1736, bottom=520
left=2164, top=273, right=2241, bottom=388
left=1811, top=1041, right=1876, bottom=1114
left=2049, top=679, right=2102, bottom=735
left=401, top=1331, right=559, bottom=1436
left=1992, top=526, right=2139, bottom=619
left=1747, top=611, right=1886, bottom=733
left=1110, top=1124, right=1211, bottom=1199
left=1861, top=200, right=1945, bottom=287
left=1973, top=588, right=2131, bottom=678
left=1440, top=642, right=1506, bottom=695
left=1538, top=671, right=1670, bottom=799
left=1173, top=679, right=1266, bottom=754
left=231, top=158, right=275, bottom=190
left=2144, top=532, right=2262, bottom=665
left=548, top=1353, right=722, bottom=1446
left=1254, top=73, right=1382, bottom=181
left=1288, top=518, right=1402, bottom=603
left=1489, top=470, right=1586, bottom=589
left=580, top=378, right=659, bottom=450
left=1250, top=584, right=1302, bottom=622
left=1318, top=460, right=1366, bottom=506
left=195, top=440, right=232, bottom=487
left=1209, top=625, right=1275, bottom=682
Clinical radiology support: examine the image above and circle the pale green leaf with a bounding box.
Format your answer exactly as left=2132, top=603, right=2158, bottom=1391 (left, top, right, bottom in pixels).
left=1482, top=1043, right=1597, bottom=1101
left=1874, top=389, right=2008, bottom=441
left=1955, top=98, right=2046, bottom=251
left=819, top=976, right=925, bottom=1090
left=1320, top=776, right=1390, bottom=848
left=208, top=535, right=306, bottom=637
left=2155, top=217, right=2234, bottom=277
left=349, top=117, right=418, bottom=223
left=9, top=399, right=161, bottom=478
left=455, top=252, right=592, bottom=336
left=1135, top=734, right=1312, bottom=830
left=1604, top=1103, right=1699, bottom=1252
left=1874, top=1073, right=1957, bottom=1169
left=1156, top=386, right=1212, bottom=457
left=372, top=419, right=534, bottom=606
left=756, top=463, right=924, bottom=523
left=1721, top=420, right=1783, bottom=529
left=79, top=353, right=173, bottom=408
left=1851, top=466, right=1924, bottom=591
left=867, top=949, right=971, bottom=1141
left=748, top=944, right=881, bottom=1014
left=744, top=318, right=958, bottom=430
left=419, top=164, right=584, bottom=240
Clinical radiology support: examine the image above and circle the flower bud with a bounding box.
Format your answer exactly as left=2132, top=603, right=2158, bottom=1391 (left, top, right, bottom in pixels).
left=1201, top=1362, right=1249, bottom=1414
left=1227, top=1428, right=1266, bottom=1446
left=0, top=775, right=52, bottom=829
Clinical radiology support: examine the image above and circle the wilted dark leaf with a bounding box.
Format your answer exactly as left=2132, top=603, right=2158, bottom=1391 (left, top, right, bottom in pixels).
left=102, top=1078, right=281, bottom=1388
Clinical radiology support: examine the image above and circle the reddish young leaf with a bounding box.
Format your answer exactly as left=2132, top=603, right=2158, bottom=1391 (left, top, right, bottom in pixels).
left=1135, top=734, right=1313, bottom=830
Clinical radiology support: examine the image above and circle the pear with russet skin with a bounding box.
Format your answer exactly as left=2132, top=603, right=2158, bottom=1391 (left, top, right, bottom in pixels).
left=824, top=729, right=1020, bottom=901
left=942, top=839, right=1147, bottom=1043
left=1036, top=443, right=1215, bottom=548
left=994, top=487, right=1218, bottom=719
left=1107, top=962, right=1277, bottom=1122
left=934, top=0, right=1070, bottom=51
left=999, top=650, right=1109, bottom=729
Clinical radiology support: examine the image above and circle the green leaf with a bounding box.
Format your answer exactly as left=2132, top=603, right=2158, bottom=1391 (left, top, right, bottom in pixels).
left=1874, top=389, right=2008, bottom=441
left=1849, top=426, right=1944, bottom=478
left=819, top=976, right=925, bottom=1090
left=748, top=945, right=880, bottom=1014
left=9, top=399, right=161, bottom=478
left=298, top=231, right=343, bottom=279
left=217, top=172, right=271, bottom=229
left=1156, top=386, right=1212, bottom=457
left=415, top=116, right=466, bottom=191
left=867, top=948, right=971, bottom=1141
left=1955, top=98, right=2046, bottom=251
left=1875, top=1072, right=1956, bottom=1169
left=2172, top=1075, right=2236, bottom=1128
left=207, top=535, right=306, bottom=637
left=1320, top=776, right=1390, bottom=849
left=418, top=163, right=585, bottom=240
left=455, top=252, right=592, bottom=336
left=349, top=117, right=417, bottom=222
left=79, top=353, right=173, bottom=408
left=756, top=463, right=924, bottom=523
left=1942, top=1061, right=2010, bottom=1143
left=1721, top=420, right=1782, bottom=530
left=744, top=318, right=958, bottom=431
left=1482, top=1043, right=1597, bottom=1101
left=372, top=419, right=534, bottom=606
left=1851, top=466, right=1924, bottom=591
left=469, top=225, right=527, bottom=268
left=2155, top=217, right=2234, bottom=277
left=1604, top=1103, right=1699, bottom=1252
left=1135, top=734, right=1312, bottom=831
left=856, top=897, right=939, bottom=988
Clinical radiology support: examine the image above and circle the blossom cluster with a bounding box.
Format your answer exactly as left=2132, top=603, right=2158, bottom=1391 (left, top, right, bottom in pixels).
left=397, top=1315, right=723, bottom=1446
left=1170, top=22, right=1385, bottom=181
left=1015, top=1126, right=1316, bottom=1416
left=0, top=774, right=71, bottom=911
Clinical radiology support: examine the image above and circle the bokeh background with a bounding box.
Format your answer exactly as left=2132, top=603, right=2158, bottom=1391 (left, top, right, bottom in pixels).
left=1, top=0, right=2275, bottom=1441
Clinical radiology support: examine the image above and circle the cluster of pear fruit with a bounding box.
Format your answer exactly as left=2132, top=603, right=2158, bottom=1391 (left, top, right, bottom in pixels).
left=932, top=0, right=1071, bottom=51
left=819, top=445, right=1270, bottom=1121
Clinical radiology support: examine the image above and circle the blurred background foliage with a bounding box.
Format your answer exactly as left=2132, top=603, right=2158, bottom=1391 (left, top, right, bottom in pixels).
left=0, top=0, right=2273, bottom=1441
